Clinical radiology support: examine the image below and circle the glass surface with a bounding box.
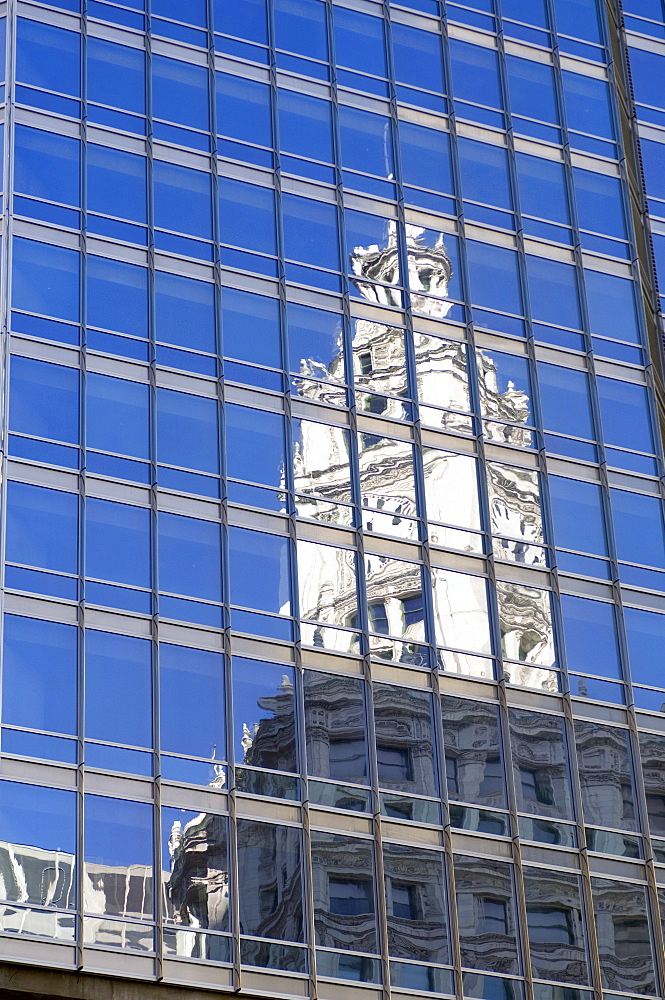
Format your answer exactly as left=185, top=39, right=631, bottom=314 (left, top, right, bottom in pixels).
left=561, top=595, right=621, bottom=679
left=303, top=670, right=368, bottom=785
left=233, top=658, right=296, bottom=773
left=497, top=581, right=555, bottom=671
left=84, top=795, right=153, bottom=919
left=310, top=832, right=378, bottom=954
left=162, top=808, right=229, bottom=930
left=160, top=643, right=225, bottom=763
left=85, top=630, right=151, bottom=749
left=383, top=843, right=448, bottom=964
left=454, top=854, right=519, bottom=974
left=509, top=708, right=573, bottom=820
left=6, top=481, right=78, bottom=577
left=442, top=695, right=506, bottom=809
left=297, top=540, right=357, bottom=630
left=373, top=683, right=437, bottom=796
left=432, top=568, right=491, bottom=654
left=487, top=462, right=543, bottom=565
left=358, top=433, right=417, bottom=538
left=523, top=869, right=588, bottom=985
left=638, top=732, right=665, bottom=838
left=236, top=820, right=303, bottom=942
left=2, top=615, right=77, bottom=737
left=591, top=879, right=657, bottom=995
left=574, top=721, right=636, bottom=832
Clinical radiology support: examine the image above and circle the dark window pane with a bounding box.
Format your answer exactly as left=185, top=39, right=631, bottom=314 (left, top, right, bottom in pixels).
left=591, top=878, right=657, bottom=995
left=311, top=831, right=378, bottom=953
left=442, top=695, right=506, bottom=808
left=509, top=708, right=573, bottom=819
left=574, top=721, right=636, bottom=831
left=237, top=820, right=303, bottom=940
left=304, top=670, right=368, bottom=784
left=373, top=683, right=437, bottom=795
left=454, top=854, right=519, bottom=974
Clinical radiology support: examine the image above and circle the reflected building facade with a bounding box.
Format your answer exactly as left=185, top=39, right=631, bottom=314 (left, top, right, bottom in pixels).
left=2, top=3, right=665, bottom=1000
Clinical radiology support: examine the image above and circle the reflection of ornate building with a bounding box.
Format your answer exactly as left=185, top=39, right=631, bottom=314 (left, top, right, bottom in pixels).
left=454, top=854, right=519, bottom=975
left=441, top=696, right=505, bottom=811
left=240, top=673, right=297, bottom=775
left=574, top=722, right=636, bottom=833
left=508, top=708, right=572, bottom=820
left=303, top=670, right=368, bottom=787
left=523, top=868, right=587, bottom=985
left=164, top=813, right=229, bottom=933
left=293, top=225, right=555, bottom=688
left=592, top=878, right=657, bottom=995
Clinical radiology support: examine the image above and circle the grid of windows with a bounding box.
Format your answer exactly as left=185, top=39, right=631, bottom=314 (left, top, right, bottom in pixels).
left=1, top=0, right=665, bottom=999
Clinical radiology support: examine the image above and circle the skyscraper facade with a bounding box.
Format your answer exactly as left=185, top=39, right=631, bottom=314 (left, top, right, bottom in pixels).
left=1, top=2, right=665, bottom=1000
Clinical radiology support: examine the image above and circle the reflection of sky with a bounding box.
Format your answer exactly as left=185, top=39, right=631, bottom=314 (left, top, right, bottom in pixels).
left=233, top=658, right=295, bottom=762
left=85, top=795, right=152, bottom=869
left=0, top=781, right=75, bottom=854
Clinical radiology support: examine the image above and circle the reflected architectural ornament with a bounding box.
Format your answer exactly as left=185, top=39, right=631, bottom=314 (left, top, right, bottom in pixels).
left=373, top=683, right=437, bottom=798
left=497, top=581, right=557, bottom=691
left=383, top=843, right=449, bottom=967
left=304, top=670, right=368, bottom=787
left=239, top=671, right=297, bottom=776
left=454, top=854, right=519, bottom=975
left=575, top=722, right=637, bottom=834
left=523, top=869, right=588, bottom=985
left=476, top=349, right=533, bottom=448
left=310, top=831, right=378, bottom=956
left=163, top=813, right=229, bottom=936
left=591, top=878, right=657, bottom=995
left=486, top=462, right=545, bottom=566
left=0, top=841, right=75, bottom=940
left=441, top=695, right=506, bottom=811
left=508, top=708, right=573, bottom=821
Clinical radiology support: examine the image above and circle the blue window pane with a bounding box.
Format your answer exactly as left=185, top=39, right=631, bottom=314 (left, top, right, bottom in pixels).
left=88, top=38, right=144, bottom=114
left=335, top=8, right=386, bottom=77
left=155, top=272, right=216, bottom=354
left=561, top=595, right=621, bottom=679
left=507, top=56, right=559, bottom=123
left=288, top=304, right=344, bottom=378
left=555, top=0, right=603, bottom=44
left=274, top=0, right=327, bottom=60
left=229, top=527, right=291, bottom=614
left=10, top=355, right=79, bottom=444
left=154, top=161, right=212, bottom=239
left=215, top=0, right=267, bottom=43
left=86, top=631, right=152, bottom=747
left=278, top=90, right=332, bottom=163
left=626, top=48, right=665, bottom=114
left=17, top=18, right=80, bottom=96
left=283, top=195, right=339, bottom=270
left=585, top=271, right=640, bottom=344
left=563, top=72, right=614, bottom=140
left=87, top=373, right=150, bottom=459
left=6, top=482, right=78, bottom=575
left=87, top=256, right=147, bottom=337
left=85, top=795, right=152, bottom=869
left=597, top=377, right=654, bottom=454
left=392, top=23, right=444, bottom=93
left=516, top=154, right=570, bottom=225
left=153, top=55, right=209, bottom=131
left=3, top=615, right=77, bottom=735
left=226, top=403, right=285, bottom=486
left=526, top=256, right=581, bottom=329
left=153, top=0, right=206, bottom=24
left=14, top=126, right=79, bottom=207
left=449, top=39, right=502, bottom=109
left=88, top=144, right=147, bottom=224
left=222, top=287, right=280, bottom=368
left=218, top=74, right=272, bottom=147
left=13, top=237, right=79, bottom=322
left=467, top=241, right=522, bottom=314
left=233, top=658, right=297, bottom=771
left=624, top=607, right=665, bottom=688
left=86, top=499, right=151, bottom=587
left=159, top=513, right=222, bottom=602
left=339, top=106, right=394, bottom=178
left=400, top=122, right=452, bottom=194
left=574, top=169, right=626, bottom=239
left=219, top=177, right=276, bottom=255
left=459, top=138, right=512, bottom=209
left=503, top=0, right=548, bottom=26
left=160, top=643, right=225, bottom=758
left=0, top=781, right=76, bottom=859
left=538, top=363, right=594, bottom=439
left=611, top=489, right=665, bottom=569
left=549, top=476, right=607, bottom=555
left=157, top=388, right=219, bottom=474
left=640, top=139, right=665, bottom=202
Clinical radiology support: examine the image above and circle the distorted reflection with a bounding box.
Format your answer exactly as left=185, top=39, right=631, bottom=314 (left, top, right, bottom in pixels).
left=423, top=448, right=482, bottom=552
left=84, top=796, right=153, bottom=924
left=365, top=555, right=425, bottom=658
left=441, top=695, right=507, bottom=810
left=414, top=334, right=472, bottom=431
left=509, top=708, right=573, bottom=821
left=236, top=819, right=303, bottom=943
left=358, top=433, right=418, bottom=539
left=383, top=843, right=449, bottom=966
left=574, top=722, right=637, bottom=833
left=406, top=225, right=455, bottom=317
left=288, top=303, right=346, bottom=401
left=292, top=419, right=353, bottom=525
left=497, top=581, right=556, bottom=688
left=162, top=807, right=229, bottom=958
left=431, top=567, right=492, bottom=656
left=454, top=854, right=519, bottom=975
left=591, top=878, right=657, bottom=995
left=486, top=462, right=545, bottom=565
left=349, top=218, right=401, bottom=307
left=303, top=669, right=368, bottom=786
left=638, top=731, right=665, bottom=841
left=297, top=539, right=358, bottom=651
left=477, top=348, right=534, bottom=447
left=523, top=869, right=588, bottom=986
left=311, top=831, right=378, bottom=955
left=352, top=320, right=409, bottom=419
left=373, top=683, right=438, bottom=797
left=233, top=658, right=297, bottom=775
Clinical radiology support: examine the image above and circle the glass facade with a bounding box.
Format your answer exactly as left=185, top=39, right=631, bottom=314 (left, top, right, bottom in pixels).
left=0, top=0, right=664, bottom=998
